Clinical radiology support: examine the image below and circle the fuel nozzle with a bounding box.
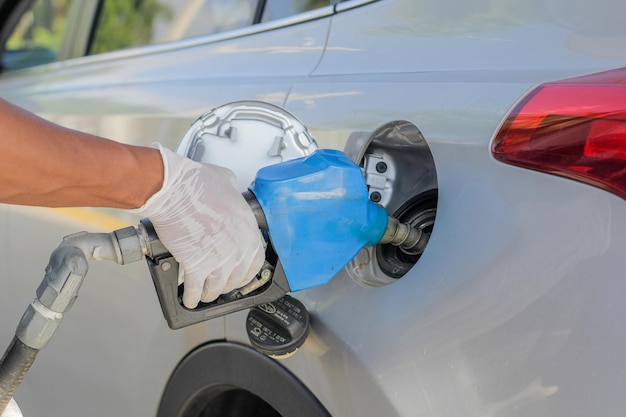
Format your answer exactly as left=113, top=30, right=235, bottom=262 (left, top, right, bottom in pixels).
left=247, top=149, right=430, bottom=293
left=244, top=191, right=427, bottom=256
left=141, top=149, right=431, bottom=329
left=245, top=190, right=426, bottom=256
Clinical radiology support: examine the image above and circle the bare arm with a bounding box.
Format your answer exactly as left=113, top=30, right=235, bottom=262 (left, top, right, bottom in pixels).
left=0, top=98, right=163, bottom=208
left=0, top=98, right=264, bottom=307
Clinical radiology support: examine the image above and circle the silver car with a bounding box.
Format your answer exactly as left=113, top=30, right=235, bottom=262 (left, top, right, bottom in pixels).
left=1, top=0, right=626, bottom=416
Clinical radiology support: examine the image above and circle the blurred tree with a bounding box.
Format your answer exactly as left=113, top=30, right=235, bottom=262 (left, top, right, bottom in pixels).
left=90, top=0, right=173, bottom=54
left=305, top=0, right=328, bottom=9
left=262, top=0, right=329, bottom=22
left=7, top=0, right=70, bottom=51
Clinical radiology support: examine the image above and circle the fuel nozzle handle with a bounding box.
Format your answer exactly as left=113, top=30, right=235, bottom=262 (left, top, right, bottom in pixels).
left=142, top=150, right=429, bottom=327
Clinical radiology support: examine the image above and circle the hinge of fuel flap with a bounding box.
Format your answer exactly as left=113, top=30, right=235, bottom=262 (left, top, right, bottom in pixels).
left=363, top=153, right=392, bottom=205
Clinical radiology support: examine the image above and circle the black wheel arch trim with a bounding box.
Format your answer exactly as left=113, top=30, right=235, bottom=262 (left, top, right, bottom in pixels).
left=157, top=341, right=332, bottom=417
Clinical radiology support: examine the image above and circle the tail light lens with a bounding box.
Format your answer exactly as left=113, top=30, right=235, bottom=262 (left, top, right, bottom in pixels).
left=491, top=67, right=626, bottom=200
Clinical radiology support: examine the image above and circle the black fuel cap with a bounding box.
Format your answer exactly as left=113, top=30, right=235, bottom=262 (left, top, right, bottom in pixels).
left=246, top=295, right=310, bottom=358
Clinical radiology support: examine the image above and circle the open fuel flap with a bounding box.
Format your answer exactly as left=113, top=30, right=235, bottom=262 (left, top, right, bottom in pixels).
left=177, top=100, right=318, bottom=190
left=345, top=120, right=438, bottom=286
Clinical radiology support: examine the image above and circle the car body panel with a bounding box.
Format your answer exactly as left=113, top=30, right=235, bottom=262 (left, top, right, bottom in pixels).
left=1, top=0, right=626, bottom=416
left=229, top=1, right=626, bottom=416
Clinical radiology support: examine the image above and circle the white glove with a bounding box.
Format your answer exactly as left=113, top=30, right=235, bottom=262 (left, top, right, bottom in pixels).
left=1, top=398, right=22, bottom=417
left=130, top=144, right=265, bottom=308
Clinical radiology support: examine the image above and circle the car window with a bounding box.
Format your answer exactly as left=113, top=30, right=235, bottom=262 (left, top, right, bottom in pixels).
left=89, top=0, right=259, bottom=55
left=0, top=0, right=337, bottom=72
left=260, top=0, right=329, bottom=23
left=2, top=0, right=70, bottom=71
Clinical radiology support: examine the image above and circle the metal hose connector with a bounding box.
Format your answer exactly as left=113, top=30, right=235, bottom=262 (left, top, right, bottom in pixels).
left=0, top=228, right=149, bottom=414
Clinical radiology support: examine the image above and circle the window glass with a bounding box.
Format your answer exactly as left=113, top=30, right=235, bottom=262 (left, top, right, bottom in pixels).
left=90, top=0, right=258, bottom=55
left=3, top=0, right=70, bottom=71
left=261, top=0, right=329, bottom=23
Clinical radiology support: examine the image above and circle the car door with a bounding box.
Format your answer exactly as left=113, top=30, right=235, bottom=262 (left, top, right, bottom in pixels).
left=0, top=1, right=332, bottom=416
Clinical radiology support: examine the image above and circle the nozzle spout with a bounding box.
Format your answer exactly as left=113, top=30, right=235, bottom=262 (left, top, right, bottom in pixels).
left=380, top=216, right=429, bottom=255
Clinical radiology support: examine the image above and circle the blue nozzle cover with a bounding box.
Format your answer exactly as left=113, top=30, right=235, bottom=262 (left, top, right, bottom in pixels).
left=249, top=149, right=388, bottom=291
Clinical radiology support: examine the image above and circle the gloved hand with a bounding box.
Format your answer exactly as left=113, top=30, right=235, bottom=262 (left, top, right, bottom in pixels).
left=1, top=398, right=22, bottom=417
left=130, top=144, right=265, bottom=308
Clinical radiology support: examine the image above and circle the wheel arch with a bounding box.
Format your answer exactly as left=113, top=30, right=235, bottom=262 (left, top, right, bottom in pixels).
left=157, top=341, right=331, bottom=417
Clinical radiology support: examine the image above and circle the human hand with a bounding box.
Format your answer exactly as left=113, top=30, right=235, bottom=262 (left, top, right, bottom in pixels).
left=1, top=399, right=22, bottom=417
left=130, top=144, right=265, bottom=308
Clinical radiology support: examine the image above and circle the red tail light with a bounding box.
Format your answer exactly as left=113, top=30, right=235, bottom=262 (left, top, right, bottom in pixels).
left=491, top=67, right=626, bottom=200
